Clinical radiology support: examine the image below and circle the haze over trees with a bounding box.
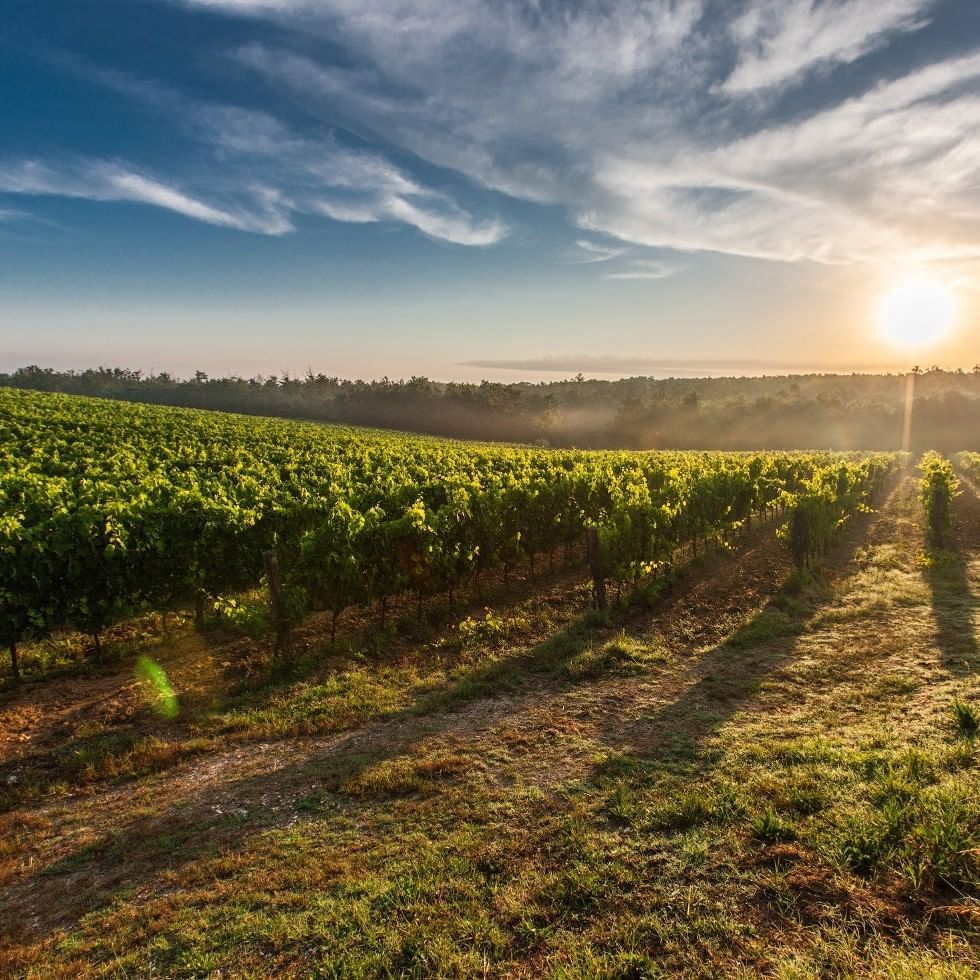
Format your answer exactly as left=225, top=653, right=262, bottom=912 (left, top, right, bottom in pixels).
left=5, top=364, right=980, bottom=452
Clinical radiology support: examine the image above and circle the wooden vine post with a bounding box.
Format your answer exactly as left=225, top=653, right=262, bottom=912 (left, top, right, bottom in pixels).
left=264, top=549, right=292, bottom=659
left=586, top=527, right=607, bottom=611
left=194, top=592, right=207, bottom=633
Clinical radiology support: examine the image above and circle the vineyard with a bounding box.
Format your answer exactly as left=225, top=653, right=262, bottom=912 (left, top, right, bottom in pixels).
left=3, top=389, right=979, bottom=977
left=1, top=388, right=900, bottom=679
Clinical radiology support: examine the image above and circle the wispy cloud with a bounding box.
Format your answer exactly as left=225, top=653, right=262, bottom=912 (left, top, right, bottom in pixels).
left=187, top=98, right=508, bottom=244
left=568, top=241, right=679, bottom=280
left=591, top=50, right=980, bottom=264
left=603, top=260, right=681, bottom=281
left=0, top=63, right=507, bottom=245
left=309, top=189, right=508, bottom=245
left=174, top=0, right=978, bottom=268
left=105, top=171, right=287, bottom=232
left=0, top=159, right=292, bottom=233
left=720, top=0, right=935, bottom=94
left=462, top=355, right=888, bottom=375
left=0, top=207, right=37, bottom=223
left=25, top=2, right=980, bottom=267
left=381, top=196, right=505, bottom=247
left=571, top=239, right=631, bottom=264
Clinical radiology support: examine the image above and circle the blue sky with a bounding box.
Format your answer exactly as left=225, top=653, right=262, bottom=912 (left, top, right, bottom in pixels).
left=2, top=0, right=979, bottom=380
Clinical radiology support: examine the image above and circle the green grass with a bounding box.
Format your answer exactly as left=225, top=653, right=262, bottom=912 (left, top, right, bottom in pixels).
left=563, top=630, right=668, bottom=680
left=951, top=698, right=980, bottom=738
left=750, top=807, right=797, bottom=843
left=726, top=606, right=797, bottom=649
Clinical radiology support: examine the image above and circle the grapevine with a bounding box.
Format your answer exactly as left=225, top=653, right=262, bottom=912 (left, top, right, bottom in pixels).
left=0, top=388, right=903, bottom=676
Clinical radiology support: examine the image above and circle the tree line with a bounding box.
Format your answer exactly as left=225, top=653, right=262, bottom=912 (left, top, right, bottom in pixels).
left=3, top=364, right=979, bottom=451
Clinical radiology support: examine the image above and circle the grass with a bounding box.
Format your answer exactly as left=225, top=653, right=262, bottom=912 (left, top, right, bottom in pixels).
left=951, top=698, right=980, bottom=738
left=751, top=807, right=797, bottom=843
left=726, top=606, right=797, bottom=649
left=341, top=751, right=475, bottom=798
left=0, top=588, right=600, bottom=812
left=1, top=476, right=979, bottom=975
left=0, top=610, right=195, bottom=690
left=563, top=630, right=668, bottom=680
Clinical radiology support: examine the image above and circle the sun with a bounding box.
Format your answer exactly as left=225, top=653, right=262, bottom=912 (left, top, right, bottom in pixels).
left=880, top=277, right=955, bottom=349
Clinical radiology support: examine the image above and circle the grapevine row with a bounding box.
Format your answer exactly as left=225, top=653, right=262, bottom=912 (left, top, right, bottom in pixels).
left=0, top=388, right=901, bottom=676
left=920, top=452, right=958, bottom=547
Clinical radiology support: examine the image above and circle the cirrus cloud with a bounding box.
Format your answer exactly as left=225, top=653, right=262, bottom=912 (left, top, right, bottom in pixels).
left=0, top=90, right=508, bottom=247
left=0, top=158, right=293, bottom=234
left=168, top=0, right=980, bottom=270
left=16, top=0, right=979, bottom=269
left=721, top=0, right=935, bottom=94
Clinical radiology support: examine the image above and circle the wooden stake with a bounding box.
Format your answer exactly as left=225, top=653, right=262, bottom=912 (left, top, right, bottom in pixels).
left=587, top=527, right=607, bottom=611
left=264, top=549, right=291, bottom=659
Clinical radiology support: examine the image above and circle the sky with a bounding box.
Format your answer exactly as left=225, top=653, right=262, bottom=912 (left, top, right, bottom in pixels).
left=2, top=0, right=979, bottom=381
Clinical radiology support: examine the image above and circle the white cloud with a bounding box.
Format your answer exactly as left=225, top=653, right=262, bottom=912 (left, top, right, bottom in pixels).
left=462, top=354, right=870, bottom=373
left=589, top=51, right=980, bottom=264
left=0, top=159, right=292, bottom=233
left=187, top=104, right=509, bottom=244
left=572, top=239, right=630, bottom=264
left=226, top=2, right=708, bottom=207
left=382, top=196, right=505, bottom=247
left=721, top=0, right=934, bottom=94
left=163, top=90, right=506, bottom=243
left=604, top=260, right=681, bottom=281
left=570, top=241, right=680, bottom=280
left=310, top=192, right=505, bottom=245
left=0, top=75, right=508, bottom=246
left=69, top=1, right=977, bottom=268
left=104, top=171, right=278, bottom=230
left=311, top=198, right=379, bottom=224
left=188, top=0, right=976, bottom=267
left=0, top=207, right=35, bottom=223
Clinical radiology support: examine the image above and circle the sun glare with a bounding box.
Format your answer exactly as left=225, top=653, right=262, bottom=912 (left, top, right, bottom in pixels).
left=880, top=277, right=955, bottom=349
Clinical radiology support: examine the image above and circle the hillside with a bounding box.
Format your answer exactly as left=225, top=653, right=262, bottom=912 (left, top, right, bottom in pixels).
left=0, top=387, right=899, bottom=679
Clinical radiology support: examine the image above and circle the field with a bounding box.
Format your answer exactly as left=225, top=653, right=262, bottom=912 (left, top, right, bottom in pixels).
left=1, top=390, right=978, bottom=976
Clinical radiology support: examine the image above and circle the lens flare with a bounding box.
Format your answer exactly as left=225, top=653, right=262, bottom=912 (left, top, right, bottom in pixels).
left=135, top=656, right=179, bottom=718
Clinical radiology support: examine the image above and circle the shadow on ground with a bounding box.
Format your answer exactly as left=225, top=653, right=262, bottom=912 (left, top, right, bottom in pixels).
left=593, top=481, right=899, bottom=770
left=0, top=483, right=899, bottom=946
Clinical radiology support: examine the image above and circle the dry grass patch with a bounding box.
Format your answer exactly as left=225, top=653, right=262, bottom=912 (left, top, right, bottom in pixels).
left=563, top=630, right=669, bottom=680
left=341, top=749, right=477, bottom=798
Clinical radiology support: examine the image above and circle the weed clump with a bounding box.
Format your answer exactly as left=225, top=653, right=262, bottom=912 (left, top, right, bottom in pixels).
left=564, top=630, right=666, bottom=680
left=950, top=698, right=980, bottom=739
left=750, top=807, right=797, bottom=843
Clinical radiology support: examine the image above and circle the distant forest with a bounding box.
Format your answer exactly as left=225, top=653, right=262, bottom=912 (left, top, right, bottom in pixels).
left=4, top=364, right=980, bottom=451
